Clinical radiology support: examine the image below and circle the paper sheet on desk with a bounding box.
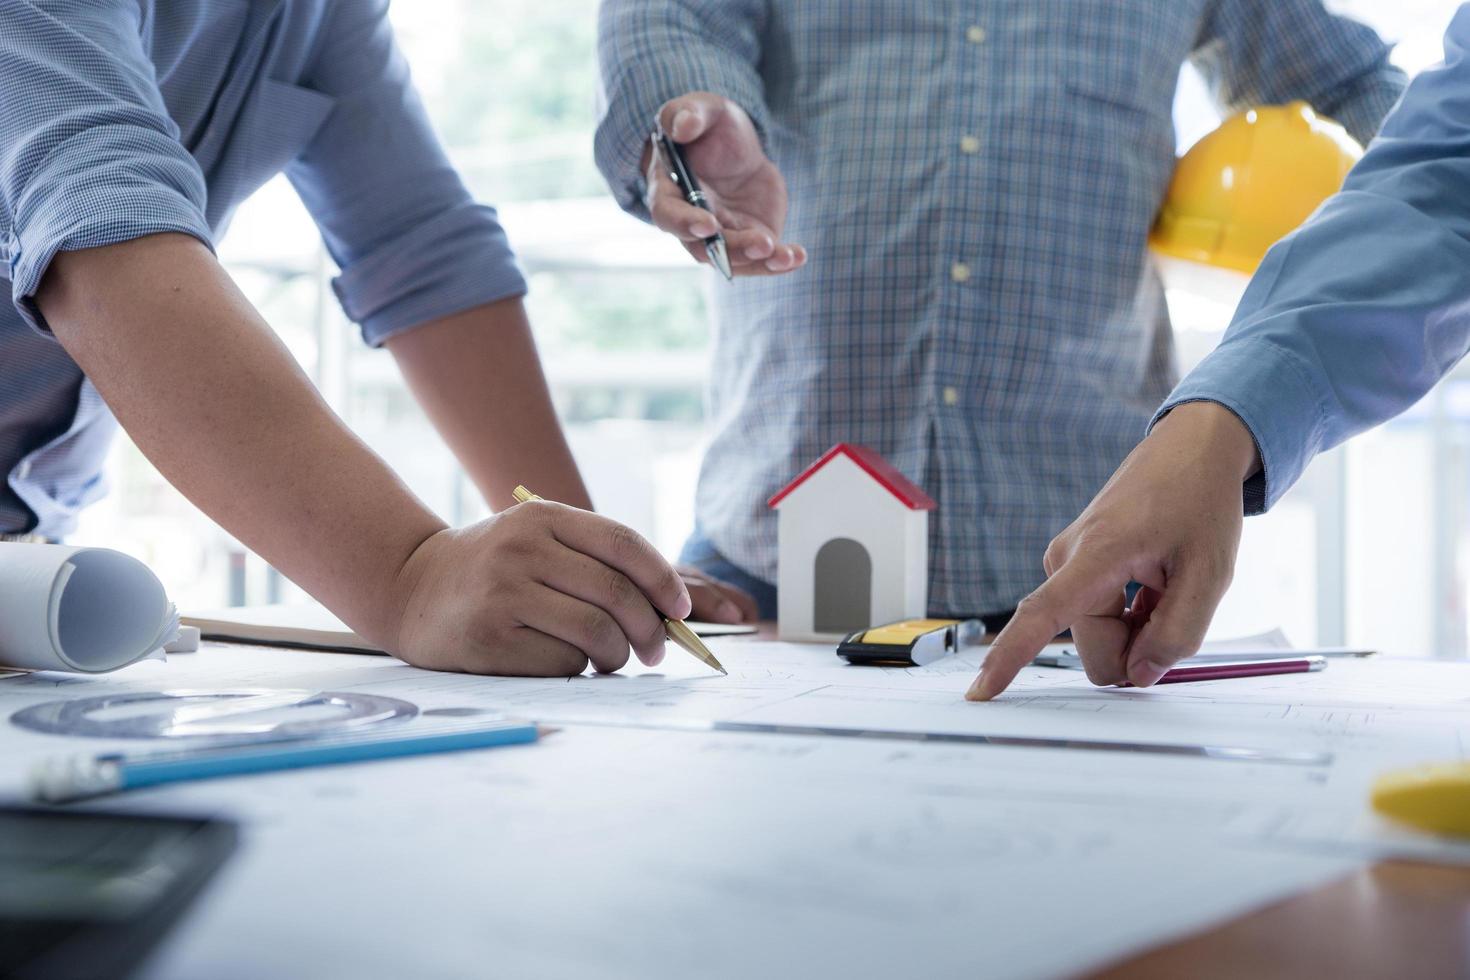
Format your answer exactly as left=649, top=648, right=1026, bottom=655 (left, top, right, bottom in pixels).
left=308, top=639, right=1470, bottom=862
left=729, top=653, right=1469, bottom=762
left=215, top=637, right=1462, bottom=765
left=0, top=543, right=176, bottom=674
left=4, top=640, right=1464, bottom=870
left=0, top=709, right=1359, bottom=980
left=0, top=643, right=1368, bottom=979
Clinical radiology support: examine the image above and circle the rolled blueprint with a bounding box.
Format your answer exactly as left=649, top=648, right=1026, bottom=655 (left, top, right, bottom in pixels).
left=0, top=544, right=178, bottom=673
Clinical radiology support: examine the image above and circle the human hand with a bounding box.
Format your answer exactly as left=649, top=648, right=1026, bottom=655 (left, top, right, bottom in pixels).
left=679, top=565, right=760, bottom=624
left=644, top=91, right=806, bottom=276
left=966, top=403, right=1261, bottom=700
left=391, top=501, right=691, bottom=676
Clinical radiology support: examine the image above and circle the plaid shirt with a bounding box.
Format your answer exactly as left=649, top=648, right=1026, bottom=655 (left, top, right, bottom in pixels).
left=0, top=0, right=525, bottom=537
left=595, top=0, right=1405, bottom=616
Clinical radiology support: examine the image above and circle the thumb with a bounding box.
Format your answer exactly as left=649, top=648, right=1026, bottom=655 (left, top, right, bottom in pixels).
left=1122, top=558, right=1232, bottom=687
left=658, top=92, right=727, bottom=143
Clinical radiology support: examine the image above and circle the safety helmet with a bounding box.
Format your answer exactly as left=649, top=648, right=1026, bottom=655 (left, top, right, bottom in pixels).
left=1150, top=101, right=1363, bottom=275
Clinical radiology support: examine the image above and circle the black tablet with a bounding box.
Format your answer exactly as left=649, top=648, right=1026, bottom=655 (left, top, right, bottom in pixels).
left=0, top=806, right=237, bottom=980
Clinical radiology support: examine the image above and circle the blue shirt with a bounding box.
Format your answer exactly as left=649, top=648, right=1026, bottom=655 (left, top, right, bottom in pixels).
left=0, top=0, right=526, bottom=536
left=1162, top=5, right=1470, bottom=514
left=595, top=1, right=1404, bottom=616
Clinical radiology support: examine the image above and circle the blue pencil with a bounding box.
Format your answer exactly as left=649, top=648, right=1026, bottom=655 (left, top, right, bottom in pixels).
left=30, top=718, right=541, bottom=803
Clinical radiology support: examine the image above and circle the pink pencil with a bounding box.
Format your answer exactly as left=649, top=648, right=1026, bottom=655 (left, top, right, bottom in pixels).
left=1120, top=656, right=1328, bottom=687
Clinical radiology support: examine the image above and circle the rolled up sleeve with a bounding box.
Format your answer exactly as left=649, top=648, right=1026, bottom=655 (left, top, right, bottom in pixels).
left=0, top=0, right=212, bottom=334
left=1157, top=6, right=1470, bottom=513
left=594, top=0, right=771, bottom=220
left=286, top=0, right=524, bottom=347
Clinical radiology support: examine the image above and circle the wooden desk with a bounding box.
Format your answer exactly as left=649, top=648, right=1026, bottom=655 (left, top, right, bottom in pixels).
left=1091, top=861, right=1470, bottom=978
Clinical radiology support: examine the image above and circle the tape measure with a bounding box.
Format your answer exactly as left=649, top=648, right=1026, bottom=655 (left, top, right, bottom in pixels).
left=836, top=619, right=981, bottom=667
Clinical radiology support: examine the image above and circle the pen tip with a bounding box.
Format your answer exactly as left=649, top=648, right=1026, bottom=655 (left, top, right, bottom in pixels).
left=707, top=239, right=734, bottom=281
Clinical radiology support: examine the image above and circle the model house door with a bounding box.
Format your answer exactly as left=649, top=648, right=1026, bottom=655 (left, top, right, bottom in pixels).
left=814, top=538, right=872, bottom=634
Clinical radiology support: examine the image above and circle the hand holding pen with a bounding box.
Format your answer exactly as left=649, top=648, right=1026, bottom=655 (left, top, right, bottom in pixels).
left=512, top=486, right=727, bottom=675
left=643, top=92, right=807, bottom=277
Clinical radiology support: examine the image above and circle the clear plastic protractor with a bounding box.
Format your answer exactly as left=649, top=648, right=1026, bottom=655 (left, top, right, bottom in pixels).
left=10, top=689, right=418, bottom=740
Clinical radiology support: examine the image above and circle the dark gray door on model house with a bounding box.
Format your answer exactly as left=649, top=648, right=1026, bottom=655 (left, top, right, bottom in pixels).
left=813, top=537, right=872, bottom=634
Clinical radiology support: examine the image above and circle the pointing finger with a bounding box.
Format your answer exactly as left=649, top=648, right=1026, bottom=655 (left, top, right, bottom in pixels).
left=966, top=555, right=1131, bottom=701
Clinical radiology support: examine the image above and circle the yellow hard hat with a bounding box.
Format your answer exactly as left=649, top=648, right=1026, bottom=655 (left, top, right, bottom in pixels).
left=1150, top=101, right=1363, bottom=275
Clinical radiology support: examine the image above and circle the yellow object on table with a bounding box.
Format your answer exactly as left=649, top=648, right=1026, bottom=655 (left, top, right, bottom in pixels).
left=1371, top=763, right=1470, bottom=838
left=837, top=618, right=981, bottom=667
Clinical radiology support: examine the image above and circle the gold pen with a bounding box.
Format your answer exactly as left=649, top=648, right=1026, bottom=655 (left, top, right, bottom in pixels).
left=511, top=485, right=727, bottom=675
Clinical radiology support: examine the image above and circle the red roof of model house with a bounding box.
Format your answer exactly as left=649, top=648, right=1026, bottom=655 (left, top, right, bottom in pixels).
left=767, top=443, right=937, bottom=511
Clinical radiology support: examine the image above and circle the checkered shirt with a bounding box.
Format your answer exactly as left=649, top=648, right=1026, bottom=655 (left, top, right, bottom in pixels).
left=595, top=0, right=1406, bottom=615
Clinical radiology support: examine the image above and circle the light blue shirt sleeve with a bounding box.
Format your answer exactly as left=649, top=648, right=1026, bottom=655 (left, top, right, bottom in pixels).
left=285, top=0, right=526, bottom=347
left=0, top=0, right=214, bottom=334
left=1157, top=5, right=1470, bottom=514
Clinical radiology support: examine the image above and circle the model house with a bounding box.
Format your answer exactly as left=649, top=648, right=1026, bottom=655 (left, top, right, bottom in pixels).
left=767, top=443, right=936, bottom=642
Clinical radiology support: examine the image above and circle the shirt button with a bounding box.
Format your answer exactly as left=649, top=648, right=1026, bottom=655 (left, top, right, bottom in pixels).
left=950, top=262, right=972, bottom=283
left=966, top=25, right=988, bottom=44
left=960, top=135, right=981, bottom=154
left=942, top=386, right=961, bottom=407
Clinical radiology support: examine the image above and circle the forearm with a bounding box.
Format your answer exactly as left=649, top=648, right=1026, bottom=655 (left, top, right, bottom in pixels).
left=38, top=233, right=443, bottom=648
left=385, top=297, right=592, bottom=512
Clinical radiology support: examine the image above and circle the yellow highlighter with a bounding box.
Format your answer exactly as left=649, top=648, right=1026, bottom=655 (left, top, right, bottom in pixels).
left=1371, top=762, right=1470, bottom=838
left=510, top=485, right=727, bottom=676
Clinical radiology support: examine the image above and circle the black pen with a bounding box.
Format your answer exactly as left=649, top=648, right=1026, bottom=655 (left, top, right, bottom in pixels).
left=653, top=129, right=733, bottom=281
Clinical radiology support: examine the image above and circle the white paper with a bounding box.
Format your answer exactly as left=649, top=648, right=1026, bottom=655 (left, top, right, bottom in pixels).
left=1203, top=627, right=1296, bottom=651
left=6, top=637, right=1458, bottom=863
left=135, top=727, right=1356, bottom=980
left=0, top=543, right=177, bottom=673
